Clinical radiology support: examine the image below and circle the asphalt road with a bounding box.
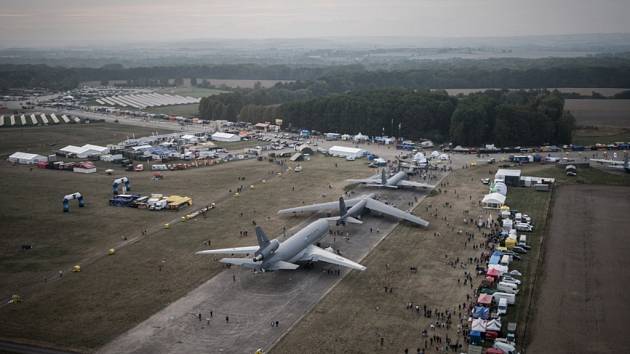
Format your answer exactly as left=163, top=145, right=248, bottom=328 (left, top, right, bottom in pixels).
left=96, top=176, right=441, bottom=354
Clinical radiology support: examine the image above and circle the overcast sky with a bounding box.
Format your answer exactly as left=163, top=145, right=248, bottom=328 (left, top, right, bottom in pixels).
left=1, top=0, right=629, bottom=46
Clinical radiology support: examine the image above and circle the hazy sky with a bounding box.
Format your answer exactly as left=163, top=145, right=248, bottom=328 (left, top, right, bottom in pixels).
left=1, top=0, right=629, bottom=45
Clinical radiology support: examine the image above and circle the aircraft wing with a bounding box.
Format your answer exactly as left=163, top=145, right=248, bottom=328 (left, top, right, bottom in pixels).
left=278, top=197, right=362, bottom=215
left=365, top=198, right=430, bottom=227
left=346, top=178, right=380, bottom=184
left=196, top=246, right=259, bottom=255
left=590, top=159, right=624, bottom=165
left=268, top=261, right=300, bottom=270
left=219, top=258, right=261, bottom=269
left=298, top=245, right=366, bottom=271
left=397, top=180, right=435, bottom=189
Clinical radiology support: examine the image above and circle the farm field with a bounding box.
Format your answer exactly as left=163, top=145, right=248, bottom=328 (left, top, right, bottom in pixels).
left=0, top=123, right=371, bottom=351
left=527, top=185, right=630, bottom=353
left=442, top=88, right=630, bottom=97
left=565, top=99, right=630, bottom=128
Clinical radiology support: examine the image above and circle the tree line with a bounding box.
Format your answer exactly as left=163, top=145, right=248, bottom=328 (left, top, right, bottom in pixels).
left=3, top=57, right=630, bottom=91
left=280, top=89, right=575, bottom=147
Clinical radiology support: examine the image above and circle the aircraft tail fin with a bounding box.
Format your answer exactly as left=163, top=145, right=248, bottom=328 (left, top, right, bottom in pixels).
left=325, top=216, right=363, bottom=225
left=255, top=226, right=270, bottom=248
left=338, top=197, right=347, bottom=215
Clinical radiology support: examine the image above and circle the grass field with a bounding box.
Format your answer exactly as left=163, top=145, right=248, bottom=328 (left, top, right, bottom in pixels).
left=525, top=164, right=630, bottom=186
left=202, top=79, right=293, bottom=89
left=145, top=103, right=199, bottom=117
left=565, top=99, right=630, bottom=128
left=156, top=87, right=228, bottom=98
left=502, top=187, right=552, bottom=349
left=0, top=124, right=371, bottom=352
left=0, top=122, right=168, bottom=157
left=572, top=127, right=630, bottom=145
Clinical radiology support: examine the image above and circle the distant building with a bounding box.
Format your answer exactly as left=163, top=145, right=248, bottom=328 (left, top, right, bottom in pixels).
left=8, top=152, right=47, bottom=164
left=211, top=132, right=240, bottom=142
left=495, top=169, right=522, bottom=186
left=328, top=146, right=367, bottom=159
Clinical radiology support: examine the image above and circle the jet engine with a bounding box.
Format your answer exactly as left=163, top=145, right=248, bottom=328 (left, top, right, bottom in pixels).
left=253, top=239, right=279, bottom=261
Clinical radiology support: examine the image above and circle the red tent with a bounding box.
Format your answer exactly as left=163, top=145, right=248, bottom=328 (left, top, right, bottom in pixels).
left=477, top=294, right=493, bottom=305
left=486, top=268, right=500, bottom=278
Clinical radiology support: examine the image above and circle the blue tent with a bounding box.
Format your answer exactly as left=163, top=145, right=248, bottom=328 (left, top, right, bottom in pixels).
left=469, top=330, right=482, bottom=344
left=472, top=306, right=490, bottom=320
left=489, top=255, right=501, bottom=265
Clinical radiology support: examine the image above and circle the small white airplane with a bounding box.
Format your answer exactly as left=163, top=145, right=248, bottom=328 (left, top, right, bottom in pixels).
left=346, top=169, right=434, bottom=189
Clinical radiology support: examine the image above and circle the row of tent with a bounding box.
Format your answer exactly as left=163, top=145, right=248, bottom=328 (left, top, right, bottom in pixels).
left=0, top=114, right=80, bottom=127
left=96, top=93, right=200, bottom=109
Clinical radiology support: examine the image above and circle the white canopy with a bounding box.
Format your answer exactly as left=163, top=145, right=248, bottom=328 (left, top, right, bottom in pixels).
left=482, top=192, right=506, bottom=207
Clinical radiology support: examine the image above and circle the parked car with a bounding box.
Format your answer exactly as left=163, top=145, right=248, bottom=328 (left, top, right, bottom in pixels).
left=512, top=246, right=528, bottom=254
left=501, top=276, right=522, bottom=285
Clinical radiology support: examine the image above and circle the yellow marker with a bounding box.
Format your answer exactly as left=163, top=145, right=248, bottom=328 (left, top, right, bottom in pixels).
left=108, top=248, right=115, bottom=255
left=72, top=265, right=81, bottom=272
left=164, top=223, right=170, bottom=229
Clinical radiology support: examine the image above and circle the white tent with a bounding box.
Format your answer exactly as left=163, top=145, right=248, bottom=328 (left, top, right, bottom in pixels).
left=211, top=132, right=240, bottom=142
left=430, top=151, right=440, bottom=158
left=328, top=146, right=366, bottom=159
left=353, top=133, right=369, bottom=142
left=491, top=181, right=508, bottom=196
left=471, top=319, right=487, bottom=333
left=60, top=144, right=109, bottom=158
left=8, top=152, right=47, bottom=164
left=482, top=193, right=506, bottom=209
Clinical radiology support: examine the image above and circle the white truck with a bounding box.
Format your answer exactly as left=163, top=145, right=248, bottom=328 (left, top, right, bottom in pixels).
left=147, top=194, right=168, bottom=210
left=497, top=282, right=519, bottom=294
left=497, top=298, right=508, bottom=316
left=492, top=292, right=516, bottom=305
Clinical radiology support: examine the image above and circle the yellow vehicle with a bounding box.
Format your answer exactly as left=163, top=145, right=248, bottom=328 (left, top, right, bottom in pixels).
left=167, top=195, right=193, bottom=210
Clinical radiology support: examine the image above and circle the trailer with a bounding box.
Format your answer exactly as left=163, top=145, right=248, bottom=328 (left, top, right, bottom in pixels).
left=166, top=195, right=192, bottom=210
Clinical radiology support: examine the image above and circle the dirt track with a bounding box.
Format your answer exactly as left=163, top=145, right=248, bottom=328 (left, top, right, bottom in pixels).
left=528, top=185, right=630, bottom=354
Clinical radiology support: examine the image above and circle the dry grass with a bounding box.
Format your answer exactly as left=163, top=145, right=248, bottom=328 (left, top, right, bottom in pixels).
left=0, top=126, right=372, bottom=352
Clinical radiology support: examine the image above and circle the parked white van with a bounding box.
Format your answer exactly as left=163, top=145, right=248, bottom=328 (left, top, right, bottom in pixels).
left=492, top=292, right=516, bottom=305
left=515, top=222, right=533, bottom=232
left=497, top=298, right=508, bottom=315
left=497, top=282, right=519, bottom=294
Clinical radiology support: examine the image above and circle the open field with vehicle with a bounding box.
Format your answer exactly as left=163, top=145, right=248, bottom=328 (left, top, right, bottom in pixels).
left=527, top=185, right=630, bottom=353
left=0, top=123, right=372, bottom=351
left=0, top=122, right=168, bottom=156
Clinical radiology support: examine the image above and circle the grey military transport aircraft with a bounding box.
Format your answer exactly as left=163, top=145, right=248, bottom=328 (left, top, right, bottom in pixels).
left=278, top=193, right=429, bottom=227
left=346, top=169, right=434, bottom=189
left=196, top=218, right=366, bottom=271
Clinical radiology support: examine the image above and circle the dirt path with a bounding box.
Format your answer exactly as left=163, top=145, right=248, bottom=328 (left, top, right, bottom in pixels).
left=527, top=185, right=630, bottom=354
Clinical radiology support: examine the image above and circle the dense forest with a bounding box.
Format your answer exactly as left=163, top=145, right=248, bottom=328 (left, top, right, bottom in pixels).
left=3, top=56, right=630, bottom=91
left=278, top=89, right=574, bottom=146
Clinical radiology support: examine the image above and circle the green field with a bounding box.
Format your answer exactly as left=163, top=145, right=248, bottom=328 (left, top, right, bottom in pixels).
left=145, top=103, right=199, bottom=117
left=526, top=164, right=630, bottom=186
left=157, top=87, right=228, bottom=98
left=503, top=188, right=552, bottom=348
